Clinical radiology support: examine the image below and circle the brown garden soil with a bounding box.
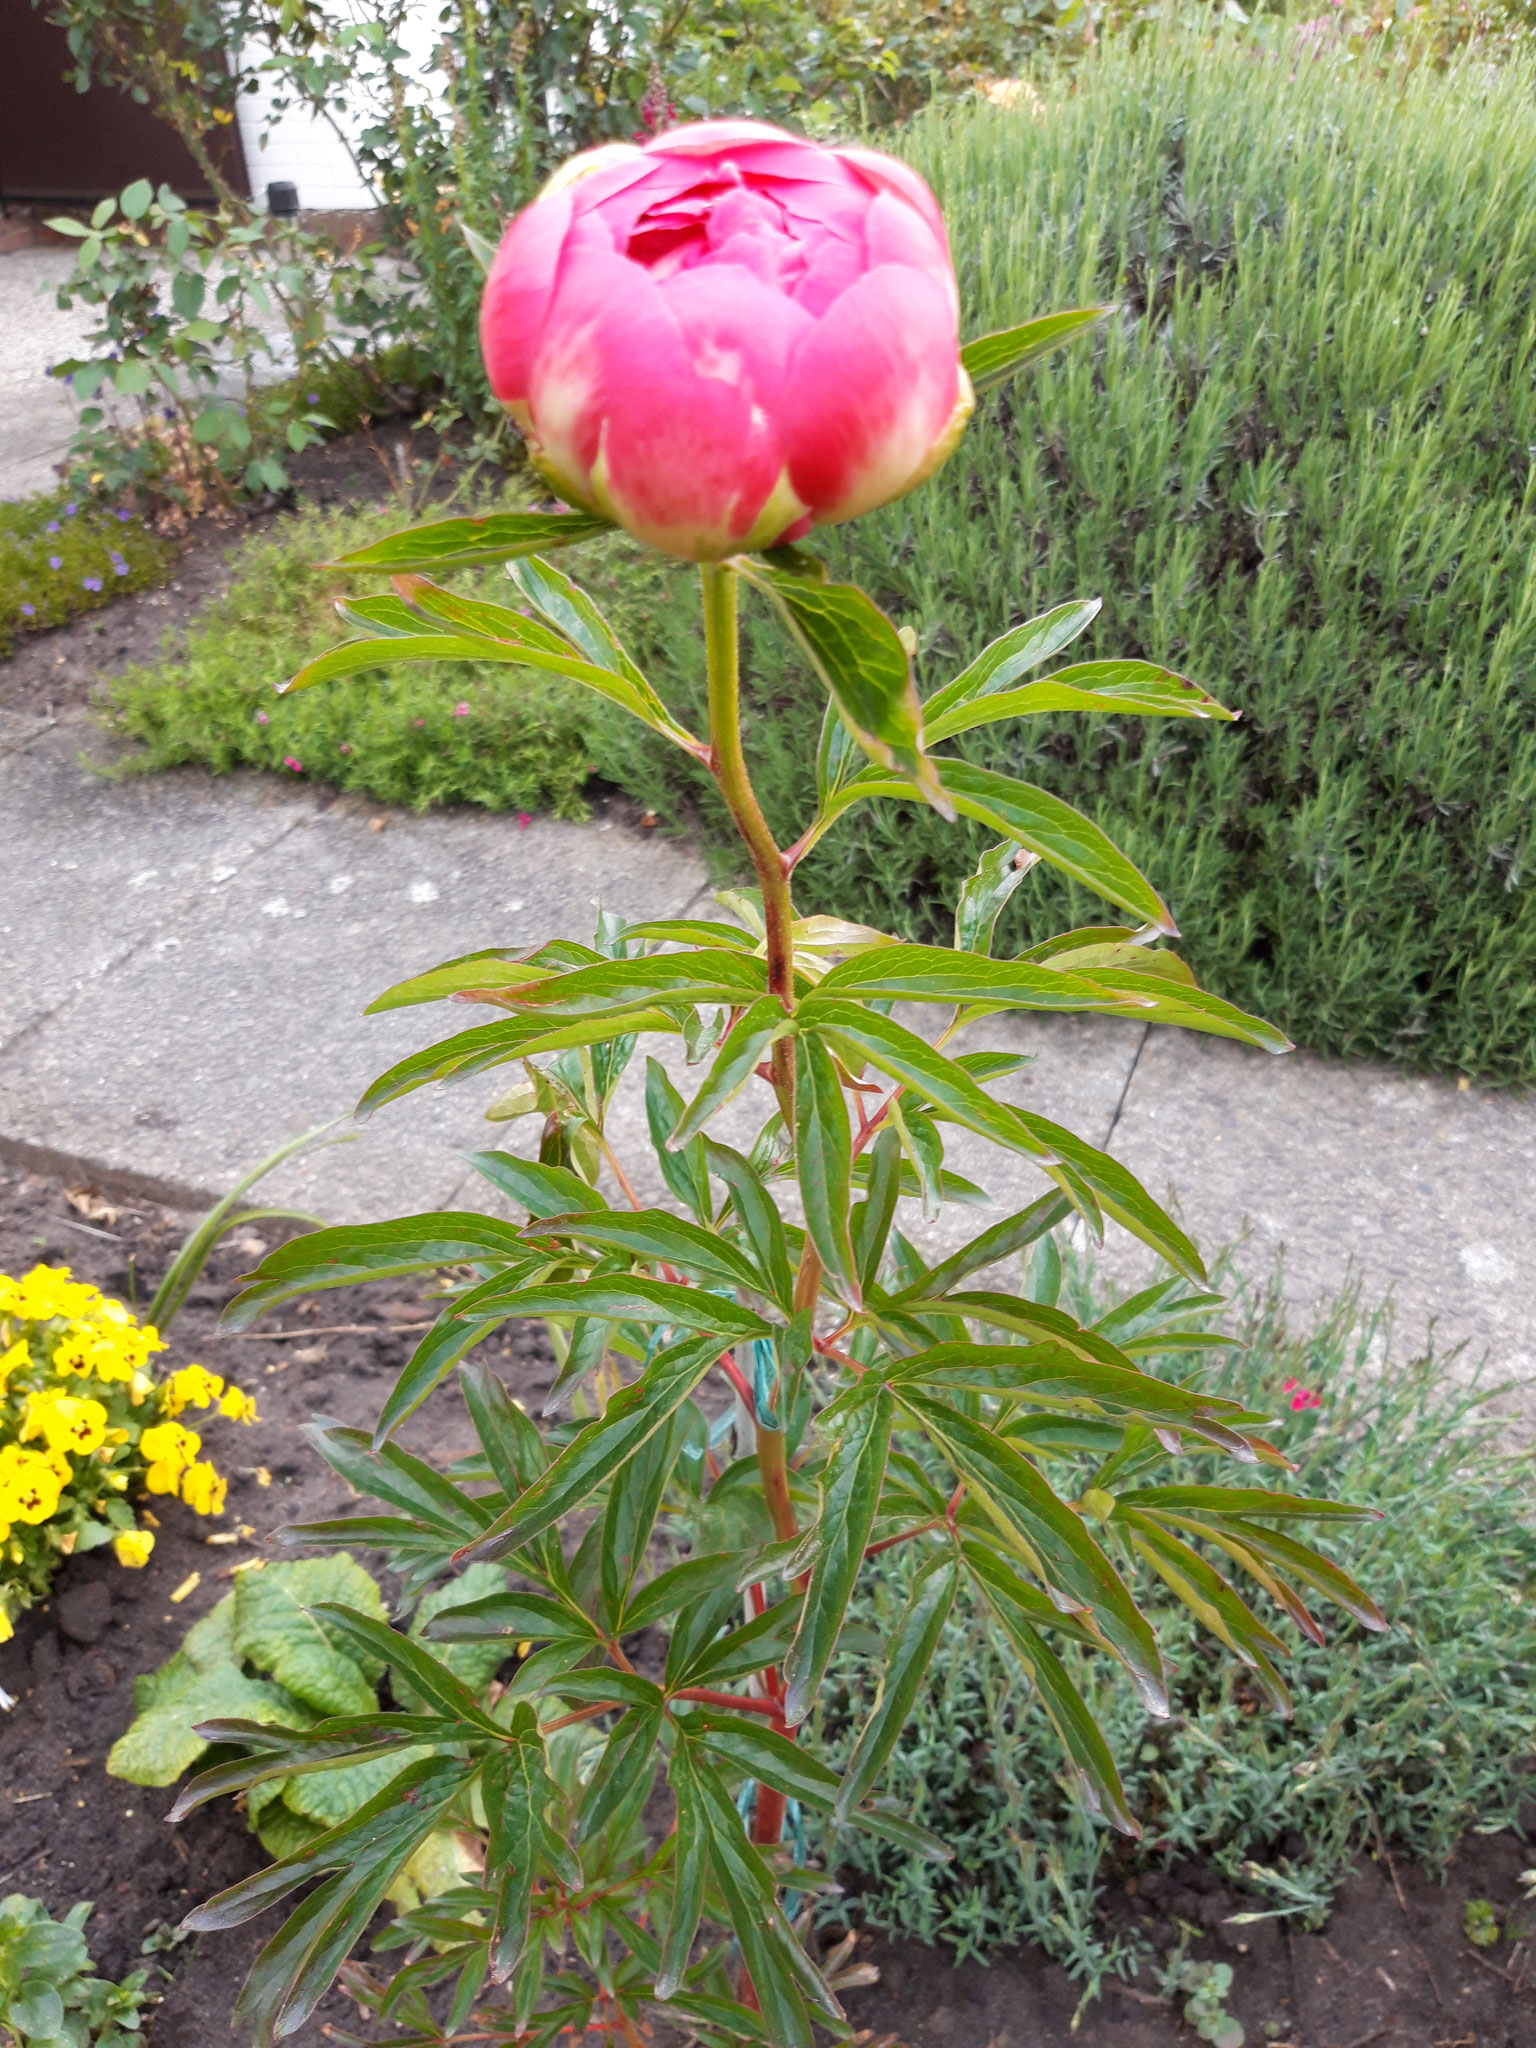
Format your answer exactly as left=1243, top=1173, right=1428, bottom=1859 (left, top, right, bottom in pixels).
left=0, top=1161, right=1530, bottom=2048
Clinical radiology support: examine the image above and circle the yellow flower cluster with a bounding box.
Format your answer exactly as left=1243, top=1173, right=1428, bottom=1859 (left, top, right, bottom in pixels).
left=0, top=1264, right=259, bottom=1637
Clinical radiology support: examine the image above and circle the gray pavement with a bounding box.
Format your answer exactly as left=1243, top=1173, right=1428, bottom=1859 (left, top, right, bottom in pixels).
left=0, top=250, right=88, bottom=500
left=0, top=705, right=1532, bottom=1418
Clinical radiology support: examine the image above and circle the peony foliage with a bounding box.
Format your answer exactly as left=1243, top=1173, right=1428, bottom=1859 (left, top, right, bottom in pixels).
left=177, top=125, right=1384, bottom=2048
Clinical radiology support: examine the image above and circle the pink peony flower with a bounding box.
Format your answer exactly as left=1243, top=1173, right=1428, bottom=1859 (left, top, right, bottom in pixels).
left=480, top=120, right=971, bottom=560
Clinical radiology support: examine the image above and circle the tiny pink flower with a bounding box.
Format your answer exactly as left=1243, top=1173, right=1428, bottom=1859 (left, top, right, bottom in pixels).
left=255, top=711, right=269, bottom=724
left=283, top=756, right=304, bottom=773
left=339, top=741, right=353, bottom=754
left=517, top=811, right=532, bottom=830
left=412, top=717, right=425, bottom=727
left=453, top=701, right=470, bottom=716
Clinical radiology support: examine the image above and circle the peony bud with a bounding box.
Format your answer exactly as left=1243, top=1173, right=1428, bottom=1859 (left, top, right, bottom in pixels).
left=481, top=120, right=972, bottom=561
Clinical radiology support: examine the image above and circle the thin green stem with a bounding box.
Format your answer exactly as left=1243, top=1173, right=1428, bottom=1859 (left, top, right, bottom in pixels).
left=700, top=562, right=797, bottom=1111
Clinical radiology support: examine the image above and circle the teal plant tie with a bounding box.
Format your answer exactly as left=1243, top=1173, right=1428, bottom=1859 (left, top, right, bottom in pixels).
left=751, top=1336, right=780, bottom=1430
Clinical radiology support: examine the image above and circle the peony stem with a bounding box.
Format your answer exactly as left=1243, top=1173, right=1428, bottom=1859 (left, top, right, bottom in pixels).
left=699, top=562, right=797, bottom=1113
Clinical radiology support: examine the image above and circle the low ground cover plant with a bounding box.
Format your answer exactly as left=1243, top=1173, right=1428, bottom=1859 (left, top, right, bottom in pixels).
left=0, top=1894, right=151, bottom=2048
left=150, top=119, right=1396, bottom=2048
left=102, top=501, right=595, bottom=818
left=0, top=495, right=169, bottom=656
left=109, top=1552, right=504, bottom=1897
left=813, top=1270, right=1536, bottom=1984
left=0, top=1266, right=257, bottom=1638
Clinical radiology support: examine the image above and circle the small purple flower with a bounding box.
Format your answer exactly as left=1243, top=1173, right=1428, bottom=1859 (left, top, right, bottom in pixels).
left=82, top=576, right=102, bottom=592
left=49, top=556, right=62, bottom=570
left=21, top=603, right=35, bottom=618
left=46, top=521, right=59, bottom=534
left=116, top=509, right=131, bottom=522
left=64, top=502, right=77, bottom=516
left=114, top=562, right=130, bottom=576
left=307, top=393, right=319, bottom=404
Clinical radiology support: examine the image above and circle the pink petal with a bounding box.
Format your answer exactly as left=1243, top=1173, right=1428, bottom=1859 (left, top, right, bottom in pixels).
left=482, top=184, right=577, bottom=410
left=780, top=264, right=959, bottom=524
left=836, top=143, right=949, bottom=251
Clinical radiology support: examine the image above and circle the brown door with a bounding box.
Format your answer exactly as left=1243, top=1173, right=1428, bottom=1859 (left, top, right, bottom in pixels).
left=0, top=0, right=249, bottom=204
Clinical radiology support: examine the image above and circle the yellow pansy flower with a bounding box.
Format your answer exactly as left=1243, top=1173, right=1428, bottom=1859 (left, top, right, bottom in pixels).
left=144, top=1462, right=182, bottom=1495
left=13, top=1265, right=99, bottom=1322
left=139, top=1420, right=201, bottom=1471
left=0, top=1446, right=64, bottom=1524
left=0, top=1338, right=29, bottom=1390
left=21, top=1390, right=108, bottom=1458
left=164, top=1365, right=224, bottom=1416
left=113, top=1528, right=155, bottom=1568
left=218, top=1385, right=258, bottom=1425
left=0, top=1607, right=12, bottom=1644
left=180, top=1461, right=227, bottom=1516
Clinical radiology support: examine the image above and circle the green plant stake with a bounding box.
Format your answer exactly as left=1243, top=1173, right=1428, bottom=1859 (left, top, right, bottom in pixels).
left=167, top=169, right=1386, bottom=2046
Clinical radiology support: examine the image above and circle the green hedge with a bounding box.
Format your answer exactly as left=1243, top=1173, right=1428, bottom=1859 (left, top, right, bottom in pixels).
left=594, top=28, right=1536, bottom=1084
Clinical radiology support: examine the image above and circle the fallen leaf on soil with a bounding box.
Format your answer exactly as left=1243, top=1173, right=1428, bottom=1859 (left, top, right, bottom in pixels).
left=169, top=1572, right=201, bottom=1603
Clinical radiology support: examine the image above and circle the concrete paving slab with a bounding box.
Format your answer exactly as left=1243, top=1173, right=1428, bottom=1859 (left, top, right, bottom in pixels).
left=0, top=250, right=89, bottom=500
left=1102, top=1025, right=1536, bottom=1392
left=0, top=725, right=316, bottom=1047
left=0, top=774, right=709, bottom=1217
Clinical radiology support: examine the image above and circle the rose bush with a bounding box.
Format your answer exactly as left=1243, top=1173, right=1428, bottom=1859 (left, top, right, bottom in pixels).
left=480, top=121, right=973, bottom=560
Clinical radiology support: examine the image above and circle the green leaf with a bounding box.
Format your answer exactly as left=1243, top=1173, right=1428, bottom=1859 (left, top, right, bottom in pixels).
left=467, top=1151, right=610, bottom=1219
left=647, top=1056, right=712, bottom=1221
left=305, top=1428, right=494, bottom=1541
left=924, top=658, right=1237, bottom=744
left=704, top=1142, right=794, bottom=1311
left=523, top=1208, right=766, bottom=1298
left=420, top=1586, right=597, bottom=1646
left=459, top=1334, right=725, bottom=1562
left=850, top=1127, right=902, bottom=1294
left=893, top=1195, right=1071, bottom=1300
left=166, top=1714, right=445, bottom=1822
left=494, top=950, right=767, bottom=1019
left=223, top=1214, right=529, bottom=1327
left=982, top=1600, right=1138, bottom=1836
left=373, top=1309, right=507, bottom=1447
left=601, top=1409, right=682, bottom=1621
left=740, top=559, right=952, bottom=819
left=834, top=1555, right=957, bottom=1823
left=309, top=1604, right=506, bottom=1736
left=960, top=306, right=1109, bottom=394
left=675, top=1593, right=802, bottom=1687
left=120, top=176, right=154, bottom=220
left=691, top=1713, right=842, bottom=1811
left=505, top=554, right=647, bottom=693
left=655, top=1739, right=711, bottom=1999
left=365, top=950, right=547, bottom=1012
left=575, top=1703, right=664, bottom=1845
left=782, top=1389, right=893, bottom=1725
left=795, top=1031, right=856, bottom=1292
left=935, top=762, right=1176, bottom=932
left=897, top=1391, right=1166, bottom=1712
left=814, top=941, right=1133, bottom=1013
left=233, top=1557, right=387, bottom=1716
left=620, top=1550, right=751, bottom=1633
left=954, top=840, right=1037, bottom=955
left=445, top=1276, right=770, bottom=1342
left=668, top=998, right=792, bottom=1148
left=482, top=1705, right=548, bottom=1979
left=690, top=1761, right=822, bottom=2046
left=329, top=509, right=612, bottom=572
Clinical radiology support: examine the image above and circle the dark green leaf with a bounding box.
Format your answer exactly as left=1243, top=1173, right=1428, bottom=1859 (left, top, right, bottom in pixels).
left=621, top=1551, right=751, bottom=1633
left=223, top=1215, right=529, bottom=1328
left=925, top=658, right=1236, bottom=744
left=466, top=1152, right=609, bottom=1219
left=704, top=1142, right=794, bottom=1311
left=421, top=1588, right=597, bottom=1645
left=834, top=1555, right=957, bottom=1823
left=894, top=1195, right=1071, bottom=1300
left=795, top=1032, right=856, bottom=1292
left=374, top=1310, right=507, bottom=1448
left=524, top=1208, right=765, bottom=1298
left=458, top=1335, right=724, bottom=1563
left=309, top=1604, right=506, bottom=1735
left=575, top=1704, right=663, bottom=1846
left=691, top=1713, right=842, bottom=1811
left=655, top=1739, right=710, bottom=1999
left=896, top=1392, right=1166, bottom=1712
left=647, top=1057, right=712, bottom=1221
left=983, top=1601, right=1138, bottom=1836
left=482, top=1703, right=548, bottom=1979
left=782, top=1389, right=893, bottom=1726
left=669, top=998, right=792, bottom=1147
left=850, top=1128, right=902, bottom=1295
